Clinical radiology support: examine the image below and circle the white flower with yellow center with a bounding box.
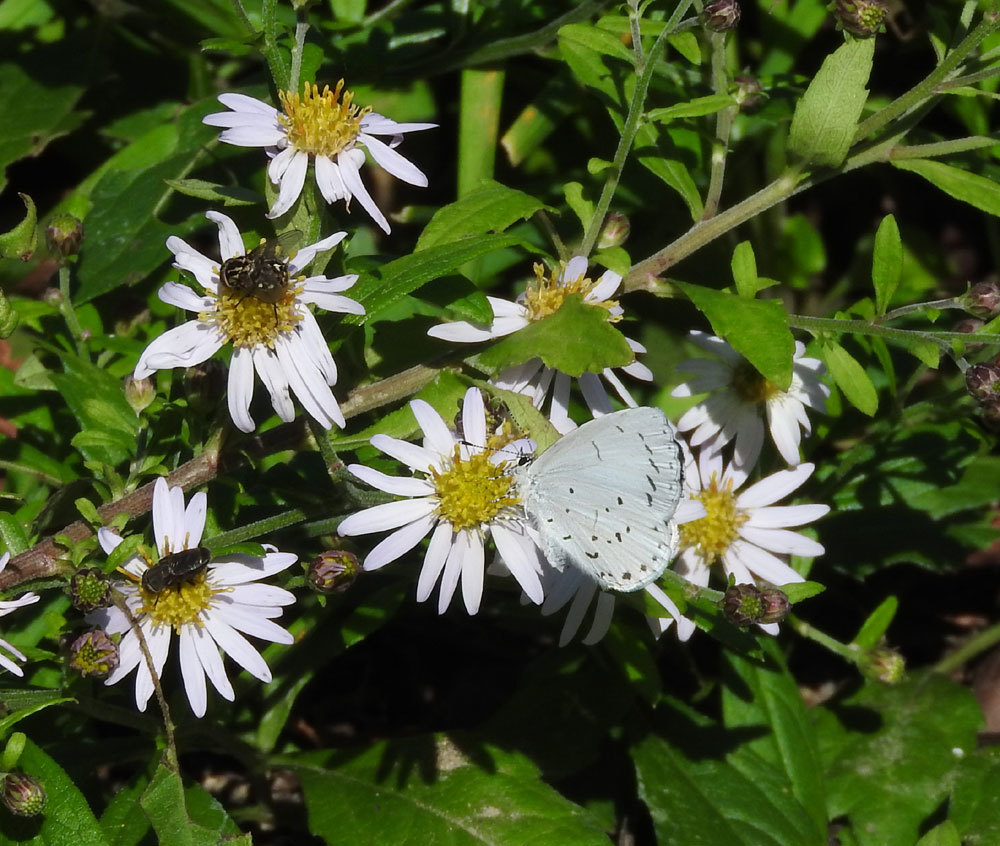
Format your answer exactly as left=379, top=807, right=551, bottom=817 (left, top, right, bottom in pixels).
left=337, top=387, right=546, bottom=614
left=203, top=82, right=436, bottom=232
left=673, top=448, right=828, bottom=635
left=134, top=211, right=364, bottom=433
left=428, top=256, right=652, bottom=434
left=537, top=490, right=706, bottom=647
left=672, top=331, right=829, bottom=472
left=0, top=552, right=40, bottom=676
left=86, top=478, right=297, bottom=718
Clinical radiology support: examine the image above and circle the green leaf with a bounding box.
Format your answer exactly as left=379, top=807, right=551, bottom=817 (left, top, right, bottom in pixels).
left=666, top=31, right=701, bottom=65
left=563, top=182, right=594, bottom=231
left=416, top=180, right=548, bottom=251
left=558, top=22, right=634, bottom=63
left=723, top=640, right=827, bottom=834
left=647, top=94, right=737, bottom=123
left=731, top=241, right=762, bottom=298
left=788, top=37, right=875, bottom=168
left=558, top=26, right=620, bottom=105
left=675, top=283, right=795, bottom=389
left=872, top=214, right=902, bottom=315
left=916, top=822, right=961, bottom=846
left=292, top=739, right=610, bottom=845
left=949, top=747, right=1000, bottom=842
left=139, top=765, right=240, bottom=846
left=908, top=455, right=1000, bottom=519
left=0, top=738, right=110, bottom=846
left=782, top=581, right=825, bottom=604
left=821, top=342, right=878, bottom=416
left=892, top=159, right=1000, bottom=217
left=634, top=702, right=824, bottom=845
left=481, top=383, right=561, bottom=454
left=0, top=514, right=29, bottom=555
left=500, top=76, right=578, bottom=167
left=477, top=294, right=633, bottom=378
left=852, top=596, right=898, bottom=648
left=635, top=123, right=703, bottom=221
left=457, top=69, right=504, bottom=198
left=824, top=674, right=983, bottom=846
left=0, top=695, right=74, bottom=741
left=0, top=60, right=87, bottom=193
left=347, top=234, right=524, bottom=326
left=100, top=773, right=151, bottom=846
left=162, top=178, right=260, bottom=207
left=0, top=193, right=36, bottom=260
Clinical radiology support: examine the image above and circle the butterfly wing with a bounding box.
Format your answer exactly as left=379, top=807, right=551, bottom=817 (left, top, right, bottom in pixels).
left=516, top=407, right=684, bottom=592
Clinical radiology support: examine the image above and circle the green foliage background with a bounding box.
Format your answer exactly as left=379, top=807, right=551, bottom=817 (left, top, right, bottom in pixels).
left=0, top=0, right=999, bottom=843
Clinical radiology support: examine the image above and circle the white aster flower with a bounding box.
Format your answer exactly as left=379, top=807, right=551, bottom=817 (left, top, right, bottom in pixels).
left=203, top=82, right=436, bottom=232
left=672, top=331, right=829, bottom=472
left=134, top=210, right=364, bottom=433
left=0, top=553, right=41, bottom=676
left=338, top=387, right=546, bottom=614
left=86, top=478, right=297, bottom=717
left=673, top=447, right=829, bottom=635
left=428, top=256, right=652, bottom=434
left=537, top=489, right=707, bottom=646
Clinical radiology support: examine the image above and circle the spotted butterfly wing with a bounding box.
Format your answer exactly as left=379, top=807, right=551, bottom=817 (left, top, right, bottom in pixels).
left=515, top=406, right=684, bottom=592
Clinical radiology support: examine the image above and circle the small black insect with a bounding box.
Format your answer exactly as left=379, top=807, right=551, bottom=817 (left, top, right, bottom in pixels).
left=141, top=547, right=211, bottom=595
left=218, top=231, right=301, bottom=305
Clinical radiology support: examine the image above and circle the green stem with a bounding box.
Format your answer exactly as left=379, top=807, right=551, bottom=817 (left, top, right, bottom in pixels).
left=787, top=312, right=1000, bottom=350
left=206, top=508, right=308, bottom=550
left=59, top=265, right=89, bottom=361
left=787, top=614, right=864, bottom=666
left=364, top=0, right=416, bottom=27
left=261, top=0, right=290, bottom=91
left=0, top=460, right=61, bottom=488
left=579, top=3, right=693, bottom=256
left=536, top=210, right=569, bottom=261
left=702, top=31, right=736, bottom=220
left=879, top=296, right=962, bottom=322
left=934, top=619, right=1000, bottom=674
left=853, top=13, right=1000, bottom=144
left=890, top=135, right=1000, bottom=159
left=228, top=0, right=254, bottom=32
left=936, top=63, right=1000, bottom=90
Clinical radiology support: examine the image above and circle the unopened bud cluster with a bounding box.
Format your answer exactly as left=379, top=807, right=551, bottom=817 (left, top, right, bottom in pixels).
left=69, top=568, right=112, bottom=613
left=701, top=0, right=740, bottom=32
left=722, top=583, right=790, bottom=627
left=44, top=214, right=84, bottom=260
left=965, top=360, right=1000, bottom=428
left=69, top=629, right=119, bottom=679
left=831, top=0, right=888, bottom=37
left=859, top=645, right=905, bottom=684
left=0, top=772, right=45, bottom=817
left=308, top=550, right=360, bottom=595
left=960, top=281, right=1000, bottom=320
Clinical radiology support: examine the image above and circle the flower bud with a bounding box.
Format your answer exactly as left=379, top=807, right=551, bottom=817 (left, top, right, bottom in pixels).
left=831, top=0, right=888, bottom=37
left=0, top=772, right=45, bottom=817
left=961, top=281, right=1000, bottom=319
left=0, top=292, right=17, bottom=340
left=701, top=0, right=740, bottom=32
left=596, top=212, right=631, bottom=250
left=308, top=550, right=360, bottom=595
left=45, top=214, right=83, bottom=260
left=859, top=645, right=905, bottom=684
left=69, top=568, right=112, bottom=613
left=722, top=583, right=790, bottom=627
left=124, top=374, right=156, bottom=415
left=68, top=629, right=119, bottom=679
left=980, top=398, right=1000, bottom=430
left=735, top=74, right=764, bottom=112
left=965, top=362, right=1000, bottom=402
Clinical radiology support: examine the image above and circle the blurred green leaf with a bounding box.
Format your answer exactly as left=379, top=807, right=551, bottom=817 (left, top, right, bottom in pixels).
left=949, top=747, right=1000, bottom=842
left=162, top=178, right=260, bottom=207
left=139, top=765, right=241, bottom=846
left=501, top=76, right=578, bottom=167
left=100, top=774, right=150, bottom=846
left=558, top=22, right=634, bottom=63
left=416, top=181, right=548, bottom=251
left=823, top=674, right=982, bottom=846
left=477, top=294, right=633, bottom=377
left=0, top=193, right=36, bottom=261
left=675, top=283, right=795, bottom=389
left=292, top=739, right=610, bottom=845
left=635, top=123, right=703, bottom=221
left=731, top=240, right=764, bottom=298
left=788, top=37, right=874, bottom=168
left=647, top=94, right=737, bottom=123
left=872, top=214, right=902, bottom=316
left=893, top=159, right=1000, bottom=217
left=458, top=69, right=504, bottom=198
left=852, top=596, right=898, bottom=648
left=821, top=342, right=878, bottom=416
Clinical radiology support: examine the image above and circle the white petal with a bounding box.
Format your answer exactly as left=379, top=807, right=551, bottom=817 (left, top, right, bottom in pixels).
left=411, top=399, right=455, bottom=457
left=205, top=211, right=245, bottom=261
left=581, top=591, right=617, bottom=645
left=555, top=578, right=597, bottom=646
left=274, top=332, right=345, bottom=428
left=738, top=526, right=825, bottom=557
left=152, top=477, right=177, bottom=556
left=745, top=504, right=830, bottom=529
left=338, top=497, right=437, bottom=536
left=767, top=399, right=804, bottom=465
left=727, top=540, right=804, bottom=585
left=192, top=622, right=234, bottom=701
left=253, top=346, right=295, bottom=422
left=360, top=114, right=437, bottom=135
left=427, top=322, right=495, bottom=343
left=313, top=154, right=349, bottom=204
left=416, top=522, right=454, bottom=602
left=460, top=532, right=485, bottom=615
left=183, top=491, right=207, bottom=548
left=587, top=270, right=622, bottom=302
left=362, top=513, right=437, bottom=571
left=338, top=149, right=391, bottom=233
left=461, top=388, right=486, bottom=447
left=360, top=133, right=428, bottom=187
left=437, top=529, right=468, bottom=613
left=179, top=627, right=208, bottom=717
left=216, top=92, right=279, bottom=116
left=227, top=347, right=257, bottom=432
left=369, top=434, right=437, bottom=473
left=203, top=617, right=272, bottom=682
left=491, top=523, right=544, bottom=604
left=98, top=527, right=124, bottom=555
left=224, top=583, right=296, bottom=606
left=288, top=230, right=347, bottom=273
left=579, top=372, right=614, bottom=417
left=348, top=464, right=434, bottom=497
left=158, top=282, right=209, bottom=312
left=212, top=601, right=293, bottom=643
left=295, top=310, right=340, bottom=385
left=266, top=150, right=309, bottom=219
left=561, top=256, right=589, bottom=282
left=737, top=464, right=815, bottom=509
left=218, top=126, right=287, bottom=147
left=133, top=321, right=224, bottom=380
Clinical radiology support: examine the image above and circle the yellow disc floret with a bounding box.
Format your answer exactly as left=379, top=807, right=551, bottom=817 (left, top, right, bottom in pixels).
left=731, top=359, right=780, bottom=405
left=278, top=81, right=371, bottom=158
left=139, top=571, right=215, bottom=632
left=678, top=474, right=748, bottom=565
left=202, top=283, right=304, bottom=349
left=431, top=446, right=520, bottom=530
left=521, top=262, right=621, bottom=323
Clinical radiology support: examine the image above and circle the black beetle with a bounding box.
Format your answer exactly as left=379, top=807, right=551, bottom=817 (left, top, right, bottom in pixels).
left=141, top=547, right=211, bottom=594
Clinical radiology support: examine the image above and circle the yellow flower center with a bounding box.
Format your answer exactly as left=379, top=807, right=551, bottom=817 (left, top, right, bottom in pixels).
left=678, top=474, right=747, bottom=566
left=430, top=444, right=520, bottom=530
left=278, top=81, right=371, bottom=158
left=521, top=262, right=621, bottom=323
left=731, top=359, right=779, bottom=405
left=201, top=283, right=305, bottom=349
left=139, top=570, right=217, bottom=632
